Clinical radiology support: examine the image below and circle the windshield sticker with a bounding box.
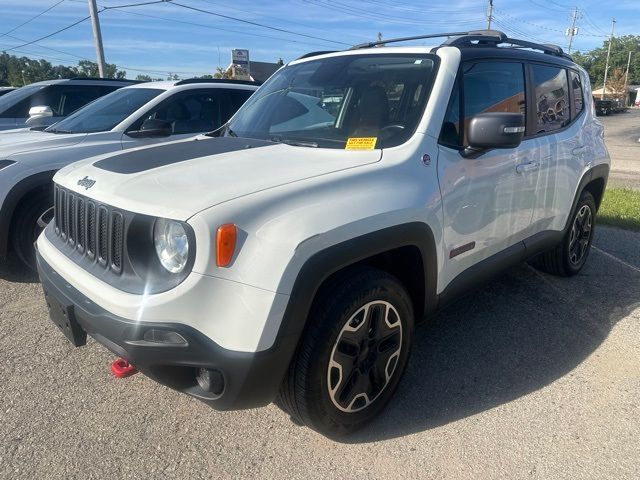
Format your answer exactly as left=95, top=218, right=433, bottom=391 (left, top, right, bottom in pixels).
left=345, top=137, right=377, bottom=150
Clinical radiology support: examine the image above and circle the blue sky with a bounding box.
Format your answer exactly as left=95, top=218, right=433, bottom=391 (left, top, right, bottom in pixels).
left=0, top=0, right=637, bottom=79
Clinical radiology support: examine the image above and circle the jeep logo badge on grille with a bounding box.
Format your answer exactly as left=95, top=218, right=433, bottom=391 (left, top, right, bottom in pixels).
left=77, top=176, right=96, bottom=190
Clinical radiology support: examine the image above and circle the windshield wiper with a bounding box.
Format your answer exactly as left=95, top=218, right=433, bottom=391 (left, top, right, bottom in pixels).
left=47, top=128, right=73, bottom=134
left=205, top=123, right=237, bottom=138
left=270, top=136, right=318, bottom=148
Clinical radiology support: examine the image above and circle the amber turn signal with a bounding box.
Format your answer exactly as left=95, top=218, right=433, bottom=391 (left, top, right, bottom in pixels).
left=216, top=224, right=237, bottom=267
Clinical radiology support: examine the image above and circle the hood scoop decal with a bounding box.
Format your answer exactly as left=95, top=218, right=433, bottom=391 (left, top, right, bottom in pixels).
left=93, top=136, right=273, bottom=174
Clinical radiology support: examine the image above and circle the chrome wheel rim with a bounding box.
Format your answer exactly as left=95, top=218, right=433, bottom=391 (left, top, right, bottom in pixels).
left=327, top=300, right=402, bottom=413
left=569, top=204, right=593, bottom=266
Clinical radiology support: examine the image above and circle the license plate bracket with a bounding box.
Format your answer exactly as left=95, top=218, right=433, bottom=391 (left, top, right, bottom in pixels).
left=45, top=290, right=87, bottom=347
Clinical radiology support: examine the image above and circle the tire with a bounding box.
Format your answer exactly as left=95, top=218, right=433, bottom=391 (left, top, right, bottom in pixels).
left=277, top=266, right=414, bottom=437
left=11, top=189, right=54, bottom=271
left=533, top=190, right=596, bottom=277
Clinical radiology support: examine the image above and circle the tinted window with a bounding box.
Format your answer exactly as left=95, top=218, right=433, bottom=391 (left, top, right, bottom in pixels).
left=0, top=85, right=47, bottom=117
left=133, top=89, right=248, bottom=135
left=1, top=84, right=118, bottom=118
left=439, top=61, right=525, bottom=148
left=47, top=87, right=162, bottom=133
left=532, top=65, right=570, bottom=133
left=570, top=70, right=584, bottom=118
left=226, top=54, right=437, bottom=149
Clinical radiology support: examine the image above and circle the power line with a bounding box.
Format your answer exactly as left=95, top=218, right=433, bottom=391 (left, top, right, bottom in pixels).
left=169, top=1, right=350, bottom=46
left=0, top=0, right=67, bottom=38
left=2, top=15, right=91, bottom=52
left=103, top=5, right=343, bottom=48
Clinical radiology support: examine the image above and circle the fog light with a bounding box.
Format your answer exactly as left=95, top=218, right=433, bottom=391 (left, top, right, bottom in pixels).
left=142, top=329, right=188, bottom=345
left=196, top=368, right=224, bottom=394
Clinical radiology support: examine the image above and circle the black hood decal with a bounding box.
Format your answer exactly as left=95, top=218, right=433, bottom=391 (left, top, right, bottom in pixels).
left=93, top=136, right=274, bottom=174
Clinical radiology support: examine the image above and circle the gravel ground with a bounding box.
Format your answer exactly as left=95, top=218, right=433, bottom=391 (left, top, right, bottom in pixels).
left=1, top=225, right=638, bottom=480
left=599, top=108, right=640, bottom=189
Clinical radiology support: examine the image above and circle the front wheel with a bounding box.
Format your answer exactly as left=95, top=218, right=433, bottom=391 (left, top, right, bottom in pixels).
left=532, top=190, right=596, bottom=276
left=277, top=267, right=414, bottom=437
left=11, top=190, right=54, bottom=271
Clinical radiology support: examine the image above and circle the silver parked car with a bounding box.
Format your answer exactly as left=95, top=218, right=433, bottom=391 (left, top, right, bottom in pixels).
left=0, top=78, right=136, bottom=131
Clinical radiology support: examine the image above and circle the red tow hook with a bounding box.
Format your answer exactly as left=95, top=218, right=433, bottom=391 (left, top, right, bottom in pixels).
left=111, top=358, right=138, bottom=378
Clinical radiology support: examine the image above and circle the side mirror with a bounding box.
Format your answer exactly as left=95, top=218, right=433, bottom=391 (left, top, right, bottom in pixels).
left=26, top=105, right=54, bottom=126
left=127, top=119, right=173, bottom=138
left=464, top=112, right=525, bottom=157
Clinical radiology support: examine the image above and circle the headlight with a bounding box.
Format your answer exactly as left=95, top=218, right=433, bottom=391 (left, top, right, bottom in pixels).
left=154, top=218, right=189, bottom=273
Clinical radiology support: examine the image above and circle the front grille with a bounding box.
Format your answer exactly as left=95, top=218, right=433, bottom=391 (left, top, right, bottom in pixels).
left=53, top=184, right=125, bottom=274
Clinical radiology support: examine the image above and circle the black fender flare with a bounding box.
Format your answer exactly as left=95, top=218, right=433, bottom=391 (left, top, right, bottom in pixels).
left=258, top=222, right=438, bottom=399
left=0, top=170, right=56, bottom=259
left=563, top=162, right=610, bottom=232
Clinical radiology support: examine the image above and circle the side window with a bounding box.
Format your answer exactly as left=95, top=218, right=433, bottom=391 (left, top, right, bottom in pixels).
left=439, top=78, right=461, bottom=147
left=439, top=62, right=525, bottom=148
left=226, top=89, right=254, bottom=118
left=532, top=65, right=570, bottom=133
left=59, top=86, right=107, bottom=116
left=570, top=70, right=584, bottom=118
left=4, top=85, right=64, bottom=117
left=135, top=90, right=235, bottom=135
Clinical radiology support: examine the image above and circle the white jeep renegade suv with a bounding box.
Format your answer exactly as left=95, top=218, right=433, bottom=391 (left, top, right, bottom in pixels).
left=37, top=31, right=609, bottom=437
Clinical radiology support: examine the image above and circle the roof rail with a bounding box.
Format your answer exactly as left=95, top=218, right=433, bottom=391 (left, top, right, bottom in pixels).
left=443, top=30, right=571, bottom=59
left=350, top=30, right=572, bottom=60
left=296, top=50, right=337, bottom=60
left=174, top=78, right=262, bottom=86
left=351, top=31, right=475, bottom=50
left=68, top=77, right=140, bottom=82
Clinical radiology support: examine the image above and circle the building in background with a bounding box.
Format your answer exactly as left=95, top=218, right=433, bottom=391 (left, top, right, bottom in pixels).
left=220, top=49, right=283, bottom=83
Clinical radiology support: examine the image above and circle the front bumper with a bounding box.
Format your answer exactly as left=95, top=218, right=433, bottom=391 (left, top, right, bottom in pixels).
left=37, top=252, right=291, bottom=410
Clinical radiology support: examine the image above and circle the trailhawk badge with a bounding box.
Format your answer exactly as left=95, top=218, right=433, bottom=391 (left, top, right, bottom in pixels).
left=77, top=176, right=96, bottom=190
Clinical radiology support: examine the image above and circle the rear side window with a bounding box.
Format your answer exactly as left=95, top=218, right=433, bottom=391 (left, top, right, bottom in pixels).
left=1, top=84, right=116, bottom=118
left=532, top=65, right=570, bottom=134
left=440, top=61, right=525, bottom=148
left=570, top=70, right=584, bottom=118
left=132, top=88, right=252, bottom=135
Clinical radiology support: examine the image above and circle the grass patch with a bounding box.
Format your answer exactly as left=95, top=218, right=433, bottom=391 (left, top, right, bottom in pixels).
left=598, top=188, right=640, bottom=231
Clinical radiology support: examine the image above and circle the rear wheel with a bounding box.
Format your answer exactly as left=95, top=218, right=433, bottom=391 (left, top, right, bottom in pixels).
left=11, top=189, right=53, bottom=271
left=533, top=190, right=596, bottom=276
left=278, top=267, right=414, bottom=437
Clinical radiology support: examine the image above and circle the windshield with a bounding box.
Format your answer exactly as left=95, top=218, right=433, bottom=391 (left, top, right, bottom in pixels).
left=46, top=87, right=163, bottom=134
left=0, top=84, right=47, bottom=114
left=224, top=54, right=436, bottom=149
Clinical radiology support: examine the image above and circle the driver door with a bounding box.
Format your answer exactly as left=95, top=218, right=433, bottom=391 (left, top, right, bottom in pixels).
left=437, top=60, right=538, bottom=288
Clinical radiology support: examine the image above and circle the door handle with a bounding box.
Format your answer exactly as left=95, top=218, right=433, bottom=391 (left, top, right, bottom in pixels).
left=516, top=161, right=540, bottom=174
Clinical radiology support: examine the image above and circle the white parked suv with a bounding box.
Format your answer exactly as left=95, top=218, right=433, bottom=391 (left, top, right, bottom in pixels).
left=0, top=79, right=258, bottom=270
left=37, top=31, right=609, bottom=437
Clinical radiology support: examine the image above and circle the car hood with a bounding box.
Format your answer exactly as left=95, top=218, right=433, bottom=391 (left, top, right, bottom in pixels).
left=54, top=135, right=382, bottom=220
left=0, top=130, right=87, bottom=157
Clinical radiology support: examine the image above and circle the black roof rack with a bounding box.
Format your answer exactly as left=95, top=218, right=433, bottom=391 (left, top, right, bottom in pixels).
left=296, top=50, right=337, bottom=60
left=174, top=78, right=262, bottom=86
left=349, top=30, right=572, bottom=61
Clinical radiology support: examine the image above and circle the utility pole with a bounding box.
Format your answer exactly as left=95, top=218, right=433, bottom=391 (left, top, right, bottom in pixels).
left=601, top=18, right=616, bottom=100
left=566, top=7, right=579, bottom=54
left=624, top=51, right=632, bottom=105
left=87, top=0, right=106, bottom=78
left=486, top=0, right=494, bottom=30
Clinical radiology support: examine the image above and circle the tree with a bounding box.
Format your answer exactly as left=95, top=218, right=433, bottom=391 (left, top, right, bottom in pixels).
left=213, top=66, right=230, bottom=79
left=75, top=60, right=126, bottom=79
left=573, top=35, right=640, bottom=87
left=166, top=73, right=179, bottom=81
left=135, top=74, right=153, bottom=81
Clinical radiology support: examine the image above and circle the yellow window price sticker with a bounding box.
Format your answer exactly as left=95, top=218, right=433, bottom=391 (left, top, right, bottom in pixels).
left=345, top=137, right=377, bottom=150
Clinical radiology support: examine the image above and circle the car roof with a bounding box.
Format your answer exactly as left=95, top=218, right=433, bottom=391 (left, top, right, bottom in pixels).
left=123, top=80, right=260, bottom=91
left=25, top=77, right=137, bottom=87
left=294, top=30, right=577, bottom=69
